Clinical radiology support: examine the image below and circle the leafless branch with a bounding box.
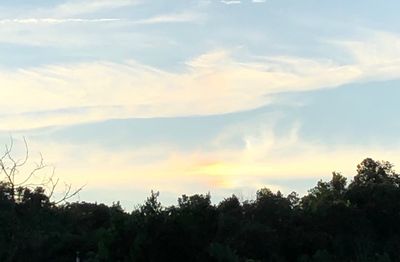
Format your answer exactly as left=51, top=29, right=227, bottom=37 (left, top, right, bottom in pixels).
left=0, top=137, right=84, bottom=204
left=54, top=183, right=85, bottom=205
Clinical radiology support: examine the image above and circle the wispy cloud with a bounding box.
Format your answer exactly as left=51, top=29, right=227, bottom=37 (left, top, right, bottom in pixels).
left=54, top=0, right=140, bottom=17
left=132, top=12, right=205, bottom=25
left=0, top=0, right=140, bottom=22
left=221, top=0, right=241, bottom=5
left=0, top=14, right=201, bottom=47
left=0, top=32, right=400, bottom=130
left=0, top=18, right=122, bottom=24
left=0, top=52, right=356, bottom=130
left=0, top=12, right=203, bottom=26
left=27, top=122, right=400, bottom=205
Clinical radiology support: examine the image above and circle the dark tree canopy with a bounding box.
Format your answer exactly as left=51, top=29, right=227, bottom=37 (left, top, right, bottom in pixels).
left=1, top=158, right=400, bottom=261
left=352, top=158, right=400, bottom=187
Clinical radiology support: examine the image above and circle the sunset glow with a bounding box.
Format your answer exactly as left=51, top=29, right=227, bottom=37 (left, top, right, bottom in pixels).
left=1, top=0, right=400, bottom=207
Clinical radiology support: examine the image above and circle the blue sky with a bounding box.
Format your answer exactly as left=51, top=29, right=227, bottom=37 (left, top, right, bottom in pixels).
left=1, top=0, right=400, bottom=208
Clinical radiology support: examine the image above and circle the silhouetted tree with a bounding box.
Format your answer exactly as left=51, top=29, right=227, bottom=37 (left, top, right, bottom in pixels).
left=2, top=157, right=400, bottom=261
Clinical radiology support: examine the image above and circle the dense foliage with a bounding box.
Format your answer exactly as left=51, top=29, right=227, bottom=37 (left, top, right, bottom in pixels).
left=1, top=158, right=400, bottom=261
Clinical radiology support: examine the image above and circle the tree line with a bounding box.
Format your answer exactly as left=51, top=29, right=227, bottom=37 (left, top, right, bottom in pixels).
left=1, top=157, right=400, bottom=261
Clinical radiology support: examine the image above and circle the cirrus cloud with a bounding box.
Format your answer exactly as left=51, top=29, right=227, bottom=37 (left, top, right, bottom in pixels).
left=1, top=32, right=400, bottom=130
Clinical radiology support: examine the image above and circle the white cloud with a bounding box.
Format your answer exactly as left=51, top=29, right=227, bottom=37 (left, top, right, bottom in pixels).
left=132, top=12, right=205, bottom=25
left=21, top=123, right=400, bottom=205
left=0, top=18, right=122, bottom=24
left=332, top=31, right=400, bottom=81
left=221, top=0, right=241, bottom=5
left=0, top=13, right=201, bottom=26
left=0, top=12, right=204, bottom=26
left=0, top=52, right=357, bottom=130
left=0, top=0, right=139, bottom=22
left=0, top=32, right=400, bottom=130
left=53, top=0, right=140, bottom=17
left=0, top=10, right=203, bottom=47
left=252, top=0, right=266, bottom=2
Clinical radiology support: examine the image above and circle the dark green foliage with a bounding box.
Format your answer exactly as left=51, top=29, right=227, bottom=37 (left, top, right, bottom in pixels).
left=2, top=158, right=400, bottom=261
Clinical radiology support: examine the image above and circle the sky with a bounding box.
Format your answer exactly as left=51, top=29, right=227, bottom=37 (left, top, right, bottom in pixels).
left=1, top=0, right=400, bottom=208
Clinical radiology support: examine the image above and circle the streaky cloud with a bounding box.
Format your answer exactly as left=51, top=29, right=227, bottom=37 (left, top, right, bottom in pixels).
left=54, top=0, right=140, bottom=17
left=29, top=123, right=400, bottom=200
left=132, top=12, right=205, bottom=25
left=0, top=18, right=122, bottom=24
left=221, top=0, right=241, bottom=5
left=1, top=32, right=400, bottom=130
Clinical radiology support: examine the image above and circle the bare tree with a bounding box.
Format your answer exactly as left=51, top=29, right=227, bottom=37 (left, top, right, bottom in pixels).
left=0, top=137, right=84, bottom=204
